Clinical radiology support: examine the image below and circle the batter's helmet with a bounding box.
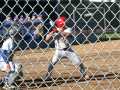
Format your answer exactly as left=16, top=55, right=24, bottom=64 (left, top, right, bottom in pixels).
left=55, top=16, right=66, bottom=28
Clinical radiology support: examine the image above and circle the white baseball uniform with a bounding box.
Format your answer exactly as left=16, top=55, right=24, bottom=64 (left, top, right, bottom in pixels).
left=44, top=27, right=86, bottom=80
left=1, top=37, right=13, bottom=51
left=51, top=28, right=81, bottom=66
left=0, top=37, right=15, bottom=72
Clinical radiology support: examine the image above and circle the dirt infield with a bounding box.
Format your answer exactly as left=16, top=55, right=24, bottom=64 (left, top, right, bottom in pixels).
left=0, top=40, right=120, bottom=90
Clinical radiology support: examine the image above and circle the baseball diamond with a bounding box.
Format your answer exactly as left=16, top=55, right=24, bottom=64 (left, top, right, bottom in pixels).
left=0, top=40, right=120, bottom=90
left=0, top=0, right=120, bottom=90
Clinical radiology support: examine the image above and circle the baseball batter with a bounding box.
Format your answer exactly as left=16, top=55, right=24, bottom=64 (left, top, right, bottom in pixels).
left=44, top=16, right=87, bottom=80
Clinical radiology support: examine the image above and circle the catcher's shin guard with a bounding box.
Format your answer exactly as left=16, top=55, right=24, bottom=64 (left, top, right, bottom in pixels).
left=4, top=64, right=23, bottom=86
left=4, top=71, right=18, bottom=86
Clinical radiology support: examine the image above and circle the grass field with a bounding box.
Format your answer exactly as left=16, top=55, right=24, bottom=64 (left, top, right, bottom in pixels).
left=100, top=32, right=120, bottom=40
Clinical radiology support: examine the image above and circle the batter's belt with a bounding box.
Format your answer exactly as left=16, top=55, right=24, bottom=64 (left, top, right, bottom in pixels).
left=62, top=47, right=73, bottom=52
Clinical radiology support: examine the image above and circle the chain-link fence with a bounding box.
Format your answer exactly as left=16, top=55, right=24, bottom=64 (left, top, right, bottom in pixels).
left=0, top=0, right=120, bottom=90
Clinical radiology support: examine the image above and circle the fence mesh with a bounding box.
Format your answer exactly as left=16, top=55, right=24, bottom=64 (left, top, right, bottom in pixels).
left=0, top=0, right=120, bottom=90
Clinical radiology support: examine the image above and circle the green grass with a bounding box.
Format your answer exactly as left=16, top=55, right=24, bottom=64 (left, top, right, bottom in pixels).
left=100, top=32, right=120, bottom=41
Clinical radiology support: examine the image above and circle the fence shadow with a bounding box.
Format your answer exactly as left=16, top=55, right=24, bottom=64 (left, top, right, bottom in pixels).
left=15, top=72, right=120, bottom=89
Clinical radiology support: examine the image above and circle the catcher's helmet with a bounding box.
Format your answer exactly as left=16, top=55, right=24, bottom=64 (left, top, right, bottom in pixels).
left=55, top=16, right=65, bottom=28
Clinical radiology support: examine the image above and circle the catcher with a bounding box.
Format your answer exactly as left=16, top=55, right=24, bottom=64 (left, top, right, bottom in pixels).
left=44, top=16, right=88, bottom=80
left=0, top=28, right=23, bottom=88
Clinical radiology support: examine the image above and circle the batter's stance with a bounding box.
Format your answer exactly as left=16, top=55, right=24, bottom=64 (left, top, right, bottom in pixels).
left=44, top=16, right=87, bottom=80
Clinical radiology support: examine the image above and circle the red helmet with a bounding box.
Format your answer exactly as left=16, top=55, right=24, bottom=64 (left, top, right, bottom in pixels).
left=55, top=16, right=65, bottom=28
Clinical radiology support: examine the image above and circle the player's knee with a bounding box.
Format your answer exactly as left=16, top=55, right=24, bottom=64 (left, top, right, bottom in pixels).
left=73, top=60, right=81, bottom=66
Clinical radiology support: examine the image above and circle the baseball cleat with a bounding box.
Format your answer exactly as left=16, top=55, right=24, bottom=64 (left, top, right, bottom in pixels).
left=0, top=79, right=4, bottom=87
left=3, top=70, right=22, bottom=86
left=2, top=84, right=16, bottom=90
left=4, top=71, right=17, bottom=85
left=43, top=73, right=52, bottom=81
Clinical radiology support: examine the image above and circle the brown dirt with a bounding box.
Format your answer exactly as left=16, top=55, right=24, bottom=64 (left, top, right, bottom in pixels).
left=0, top=40, right=120, bottom=90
